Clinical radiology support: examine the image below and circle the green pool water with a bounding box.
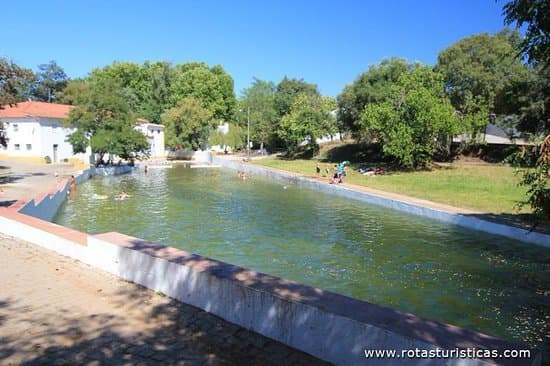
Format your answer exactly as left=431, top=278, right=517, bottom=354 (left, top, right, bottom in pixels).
left=53, top=165, right=549, bottom=349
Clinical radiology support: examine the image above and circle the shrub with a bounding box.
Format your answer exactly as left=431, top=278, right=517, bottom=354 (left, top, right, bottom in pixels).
left=44, top=156, right=51, bottom=164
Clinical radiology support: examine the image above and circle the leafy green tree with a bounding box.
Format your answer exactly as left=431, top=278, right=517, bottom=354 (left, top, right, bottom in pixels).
left=33, top=60, right=68, bottom=102
left=359, top=66, right=458, bottom=168
left=503, top=0, right=549, bottom=67
left=0, top=58, right=35, bottom=146
left=59, top=79, right=90, bottom=105
left=162, top=97, right=215, bottom=150
left=278, top=93, right=336, bottom=155
left=170, top=63, right=236, bottom=122
left=240, top=78, right=278, bottom=151
left=337, top=58, right=410, bottom=135
left=209, top=123, right=245, bottom=151
left=0, top=58, right=35, bottom=107
left=65, top=77, right=148, bottom=161
left=139, top=61, right=172, bottom=124
left=436, top=29, right=530, bottom=134
left=88, top=62, right=147, bottom=114
left=274, top=77, right=319, bottom=118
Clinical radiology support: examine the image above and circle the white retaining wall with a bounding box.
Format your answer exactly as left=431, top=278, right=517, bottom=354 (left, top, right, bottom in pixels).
left=0, top=162, right=541, bottom=365
left=18, top=168, right=92, bottom=221
left=214, top=158, right=550, bottom=248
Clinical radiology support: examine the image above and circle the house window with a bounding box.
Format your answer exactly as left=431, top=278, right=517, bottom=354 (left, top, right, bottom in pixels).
left=14, top=144, right=20, bottom=150
left=157, top=129, right=161, bottom=134
left=26, top=144, right=32, bottom=151
left=13, top=124, right=18, bottom=132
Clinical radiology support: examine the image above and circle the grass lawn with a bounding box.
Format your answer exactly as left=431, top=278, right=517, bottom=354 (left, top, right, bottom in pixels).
left=253, top=157, right=529, bottom=214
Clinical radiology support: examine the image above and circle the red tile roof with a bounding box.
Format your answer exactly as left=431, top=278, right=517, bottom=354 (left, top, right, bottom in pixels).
left=0, top=101, right=73, bottom=119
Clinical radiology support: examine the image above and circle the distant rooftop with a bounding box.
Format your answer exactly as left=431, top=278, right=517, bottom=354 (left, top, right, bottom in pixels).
left=0, top=101, right=73, bottom=119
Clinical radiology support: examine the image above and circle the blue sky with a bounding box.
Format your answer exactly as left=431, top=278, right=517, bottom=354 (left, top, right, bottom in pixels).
left=2, top=0, right=511, bottom=97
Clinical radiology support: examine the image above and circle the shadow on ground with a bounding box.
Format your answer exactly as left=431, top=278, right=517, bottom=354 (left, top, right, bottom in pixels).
left=0, top=278, right=328, bottom=365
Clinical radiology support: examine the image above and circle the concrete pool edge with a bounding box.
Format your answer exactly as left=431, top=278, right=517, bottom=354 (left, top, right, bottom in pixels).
left=0, top=168, right=541, bottom=365
left=213, top=157, right=550, bottom=248
left=0, top=213, right=540, bottom=366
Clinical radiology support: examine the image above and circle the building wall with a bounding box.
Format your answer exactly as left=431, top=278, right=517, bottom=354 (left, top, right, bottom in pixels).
left=0, top=117, right=91, bottom=164
left=38, top=118, right=77, bottom=162
left=135, top=124, right=165, bottom=158
left=1, top=118, right=43, bottom=157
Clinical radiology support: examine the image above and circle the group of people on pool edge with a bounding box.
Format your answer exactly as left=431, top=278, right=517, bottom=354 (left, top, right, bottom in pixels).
left=316, top=161, right=350, bottom=184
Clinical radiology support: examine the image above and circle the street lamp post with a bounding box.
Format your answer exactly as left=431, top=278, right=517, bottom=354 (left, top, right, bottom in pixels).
left=247, top=107, right=250, bottom=161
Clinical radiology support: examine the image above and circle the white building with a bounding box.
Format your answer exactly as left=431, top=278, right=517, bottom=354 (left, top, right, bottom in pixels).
left=453, top=124, right=533, bottom=146
left=0, top=101, right=91, bottom=164
left=210, top=122, right=232, bottom=153
left=134, top=119, right=165, bottom=158
left=0, top=101, right=166, bottom=164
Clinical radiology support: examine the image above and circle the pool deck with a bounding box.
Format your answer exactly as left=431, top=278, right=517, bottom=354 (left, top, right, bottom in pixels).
left=0, top=159, right=326, bottom=365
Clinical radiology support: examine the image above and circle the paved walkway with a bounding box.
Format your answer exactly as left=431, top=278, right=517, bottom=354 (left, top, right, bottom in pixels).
left=0, top=159, right=79, bottom=206
left=0, top=234, right=327, bottom=366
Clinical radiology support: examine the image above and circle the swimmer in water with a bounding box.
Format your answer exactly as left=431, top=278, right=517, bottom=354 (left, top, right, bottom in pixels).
left=116, top=191, right=131, bottom=201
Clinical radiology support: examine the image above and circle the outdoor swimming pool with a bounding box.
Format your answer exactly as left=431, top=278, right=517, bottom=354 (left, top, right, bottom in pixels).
left=53, top=165, right=549, bottom=350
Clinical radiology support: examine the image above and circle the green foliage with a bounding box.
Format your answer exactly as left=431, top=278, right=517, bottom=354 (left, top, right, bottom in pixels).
left=278, top=93, right=337, bottom=155
left=139, top=61, right=172, bottom=123
left=503, top=0, right=549, bottom=67
left=274, top=77, right=319, bottom=118
left=162, top=97, right=215, bottom=150
left=33, top=60, right=68, bottom=102
left=209, top=123, right=245, bottom=150
left=0, top=58, right=36, bottom=147
left=337, top=58, right=411, bottom=135
left=60, top=79, right=90, bottom=105
left=170, top=63, right=236, bottom=122
left=513, top=135, right=550, bottom=223
left=502, top=65, right=550, bottom=135
left=0, top=57, right=35, bottom=107
left=359, top=67, right=458, bottom=168
left=239, top=78, right=278, bottom=149
left=44, top=156, right=51, bottom=164
left=436, top=29, right=531, bottom=134
left=65, top=77, right=148, bottom=159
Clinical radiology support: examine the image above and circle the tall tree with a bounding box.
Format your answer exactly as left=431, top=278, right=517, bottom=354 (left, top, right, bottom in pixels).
left=502, top=0, right=549, bottom=67
left=65, top=77, right=148, bottom=161
left=170, top=63, right=236, bottom=122
left=161, top=96, right=215, bottom=150
left=0, top=58, right=35, bottom=146
left=359, top=66, right=458, bottom=168
left=240, top=78, right=278, bottom=151
left=139, top=61, right=173, bottom=123
left=0, top=58, right=35, bottom=107
left=278, top=93, right=337, bottom=155
left=34, top=61, right=68, bottom=102
left=274, top=77, right=319, bottom=118
left=337, top=58, right=411, bottom=135
left=436, top=29, right=530, bottom=135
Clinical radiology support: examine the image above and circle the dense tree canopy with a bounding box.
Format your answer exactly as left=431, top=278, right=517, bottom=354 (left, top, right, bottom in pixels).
left=337, top=58, right=411, bottom=135
left=436, top=29, right=530, bottom=134
left=503, top=0, right=549, bottom=67
left=278, top=93, right=337, bottom=155
left=65, top=77, right=148, bottom=160
left=360, top=66, right=458, bottom=168
left=170, top=62, right=236, bottom=122
left=33, top=61, right=68, bottom=102
left=0, top=57, right=35, bottom=107
left=239, top=78, right=278, bottom=150
left=274, top=77, right=319, bottom=118
left=162, top=97, right=216, bottom=150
